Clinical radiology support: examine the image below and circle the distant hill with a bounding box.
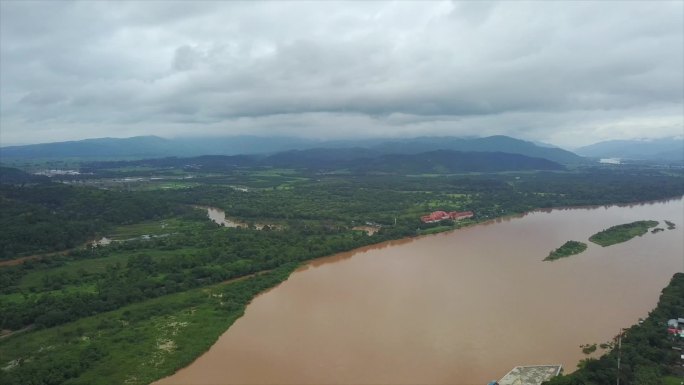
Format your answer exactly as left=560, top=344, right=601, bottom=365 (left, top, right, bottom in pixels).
left=84, top=148, right=564, bottom=174
left=0, top=135, right=333, bottom=161
left=1, top=134, right=583, bottom=164
left=82, top=155, right=260, bottom=173
left=263, top=148, right=380, bottom=169
left=261, top=148, right=564, bottom=172
left=366, top=136, right=583, bottom=164
left=0, top=135, right=319, bottom=160
left=0, top=136, right=177, bottom=159
left=575, top=138, right=684, bottom=162
left=346, top=150, right=565, bottom=174
left=0, top=167, right=49, bottom=185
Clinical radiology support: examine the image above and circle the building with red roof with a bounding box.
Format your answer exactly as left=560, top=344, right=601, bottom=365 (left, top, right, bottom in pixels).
left=421, top=210, right=474, bottom=223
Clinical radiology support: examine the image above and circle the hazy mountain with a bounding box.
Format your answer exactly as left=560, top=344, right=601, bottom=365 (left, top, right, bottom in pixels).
left=345, top=150, right=565, bottom=174
left=81, top=154, right=260, bottom=174
left=170, top=136, right=320, bottom=156
left=530, top=140, right=561, bottom=149
left=83, top=148, right=563, bottom=174
left=0, top=136, right=319, bottom=160
left=263, top=148, right=380, bottom=169
left=262, top=147, right=564, bottom=172
left=575, top=138, right=684, bottom=161
left=1, top=134, right=583, bottom=164
left=365, top=136, right=582, bottom=164
left=0, top=136, right=176, bottom=159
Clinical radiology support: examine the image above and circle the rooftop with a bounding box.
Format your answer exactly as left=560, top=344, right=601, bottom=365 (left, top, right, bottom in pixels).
left=499, top=365, right=563, bottom=385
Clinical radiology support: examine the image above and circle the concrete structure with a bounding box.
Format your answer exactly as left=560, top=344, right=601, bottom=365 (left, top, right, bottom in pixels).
left=498, top=365, right=563, bottom=385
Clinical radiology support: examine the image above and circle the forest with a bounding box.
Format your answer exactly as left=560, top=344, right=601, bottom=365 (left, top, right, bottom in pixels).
left=0, top=183, right=186, bottom=259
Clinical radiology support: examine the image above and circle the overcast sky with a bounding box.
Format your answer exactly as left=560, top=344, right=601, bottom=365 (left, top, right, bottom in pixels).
left=1, top=1, right=682, bottom=148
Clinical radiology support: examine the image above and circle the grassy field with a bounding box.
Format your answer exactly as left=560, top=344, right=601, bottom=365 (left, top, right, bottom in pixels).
left=589, top=220, right=659, bottom=247
left=108, top=217, right=204, bottom=240
left=544, top=241, right=588, bottom=261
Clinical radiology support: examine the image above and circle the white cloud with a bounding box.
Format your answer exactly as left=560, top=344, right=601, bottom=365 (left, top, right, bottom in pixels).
left=1, top=1, right=682, bottom=147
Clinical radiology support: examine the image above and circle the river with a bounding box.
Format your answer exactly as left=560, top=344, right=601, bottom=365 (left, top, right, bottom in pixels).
left=158, top=198, right=684, bottom=385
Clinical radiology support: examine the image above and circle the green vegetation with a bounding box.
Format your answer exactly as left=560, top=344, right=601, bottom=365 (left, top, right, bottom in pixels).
left=545, top=241, right=588, bottom=261
left=545, top=272, right=684, bottom=385
left=0, top=183, right=187, bottom=259
left=580, top=343, right=598, bottom=354
left=418, top=225, right=455, bottom=235
left=1, top=161, right=683, bottom=384
left=589, top=221, right=659, bottom=247
left=0, top=218, right=392, bottom=330
left=0, top=264, right=297, bottom=385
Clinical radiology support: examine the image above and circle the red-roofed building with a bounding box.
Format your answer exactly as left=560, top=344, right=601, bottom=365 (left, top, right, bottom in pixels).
left=421, top=210, right=474, bottom=223
left=450, top=211, right=474, bottom=220
left=420, top=211, right=450, bottom=223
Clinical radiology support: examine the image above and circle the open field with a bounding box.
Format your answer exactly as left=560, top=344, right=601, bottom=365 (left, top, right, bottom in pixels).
left=108, top=217, right=206, bottom=240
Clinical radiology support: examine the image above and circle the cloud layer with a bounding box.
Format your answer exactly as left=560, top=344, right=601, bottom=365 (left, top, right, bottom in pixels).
left=1, top=1, right=682, bottom=147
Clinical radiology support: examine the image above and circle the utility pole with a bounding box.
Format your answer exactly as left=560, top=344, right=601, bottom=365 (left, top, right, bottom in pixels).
left=616, top=329, right=623, bottom=385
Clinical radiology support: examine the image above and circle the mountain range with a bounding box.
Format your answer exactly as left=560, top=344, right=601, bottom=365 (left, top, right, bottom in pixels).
left=81, top=148, right=564, bottom=174
left=575, top=138, right=683, bottom=162
left=0, top=135, right=584, bottom=165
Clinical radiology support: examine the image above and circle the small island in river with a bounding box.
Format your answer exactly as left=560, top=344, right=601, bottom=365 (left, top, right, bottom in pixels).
left=589, top=220, right=659, bottom=247
left=545, top=240, right=588, bottom=261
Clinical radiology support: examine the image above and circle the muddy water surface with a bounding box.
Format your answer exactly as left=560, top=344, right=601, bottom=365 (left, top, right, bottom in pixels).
left=159, top=199, right=684, bottom=385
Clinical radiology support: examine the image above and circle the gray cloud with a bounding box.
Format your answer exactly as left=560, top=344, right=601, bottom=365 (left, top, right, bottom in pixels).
left=1, top=1, right=682, bottom=147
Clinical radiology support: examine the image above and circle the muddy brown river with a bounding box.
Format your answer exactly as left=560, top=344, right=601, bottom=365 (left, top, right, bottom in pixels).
left=158, top=198, right=684, bottom=385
